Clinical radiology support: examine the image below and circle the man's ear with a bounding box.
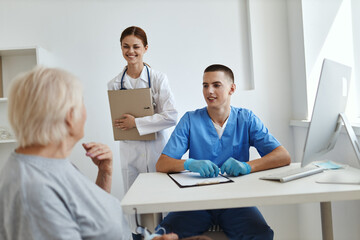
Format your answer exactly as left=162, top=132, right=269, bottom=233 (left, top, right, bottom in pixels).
left=65, top=108, right=75, bottom=136
left=229, top=83, right=236, bottom=95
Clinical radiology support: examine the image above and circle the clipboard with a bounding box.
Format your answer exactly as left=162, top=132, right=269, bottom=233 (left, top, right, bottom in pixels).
left=168, top=171, right=233, bottom=188
left=108, top=88, right=156, bottom=141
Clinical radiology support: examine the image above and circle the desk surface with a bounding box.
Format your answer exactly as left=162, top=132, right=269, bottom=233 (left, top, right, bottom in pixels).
left=121, top=163, right=360, bottom=215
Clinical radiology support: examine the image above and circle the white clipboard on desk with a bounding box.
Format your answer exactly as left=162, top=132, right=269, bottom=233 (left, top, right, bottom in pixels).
left=168, top=171, right=233, bottom=188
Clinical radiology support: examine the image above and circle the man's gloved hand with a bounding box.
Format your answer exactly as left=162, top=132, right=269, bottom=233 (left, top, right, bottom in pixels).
left=184, top=158, right=219, bottom=178
left=220, top=157, right=251, bottom=176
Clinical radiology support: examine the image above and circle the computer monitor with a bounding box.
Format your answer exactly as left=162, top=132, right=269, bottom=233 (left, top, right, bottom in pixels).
left=301, top=58, right=360, bottom=168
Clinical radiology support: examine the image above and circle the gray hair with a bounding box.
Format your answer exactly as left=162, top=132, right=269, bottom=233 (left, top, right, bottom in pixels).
left=8, top=66, right=83, bottom=147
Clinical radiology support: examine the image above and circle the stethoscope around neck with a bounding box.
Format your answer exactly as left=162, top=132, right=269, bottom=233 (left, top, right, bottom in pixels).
left=120, top=64, right=151, bottom=90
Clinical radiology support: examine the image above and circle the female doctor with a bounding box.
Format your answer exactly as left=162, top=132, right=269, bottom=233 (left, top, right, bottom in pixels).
left=107, top=26, right=177, bottom=239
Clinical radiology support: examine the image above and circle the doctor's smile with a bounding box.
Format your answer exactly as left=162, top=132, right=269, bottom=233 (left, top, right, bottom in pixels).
left=121, top=34, right=148, bottom=66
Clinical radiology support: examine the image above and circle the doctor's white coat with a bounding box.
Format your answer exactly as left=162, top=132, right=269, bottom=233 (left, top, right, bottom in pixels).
left=108, top=66, right=178, bottom=192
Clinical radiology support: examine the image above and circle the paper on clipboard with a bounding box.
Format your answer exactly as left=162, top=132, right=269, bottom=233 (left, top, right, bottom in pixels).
left=108, top=88, right=156, bottom=141
left=168, top=171, right=233, bottom=188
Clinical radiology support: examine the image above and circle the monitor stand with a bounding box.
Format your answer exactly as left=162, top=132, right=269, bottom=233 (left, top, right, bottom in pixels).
left=316, top=113, right=360, bottom=184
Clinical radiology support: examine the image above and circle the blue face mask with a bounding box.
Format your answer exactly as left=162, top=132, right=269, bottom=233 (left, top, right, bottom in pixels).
left=314, top=161, right=343, bottom=170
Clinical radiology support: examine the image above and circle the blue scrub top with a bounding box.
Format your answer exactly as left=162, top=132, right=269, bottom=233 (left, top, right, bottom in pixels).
left=162, top=106, right=281, bottom=167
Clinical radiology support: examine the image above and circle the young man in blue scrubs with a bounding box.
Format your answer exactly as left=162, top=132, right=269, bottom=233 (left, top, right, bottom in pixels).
left=155, top=64, right=291, bottom=240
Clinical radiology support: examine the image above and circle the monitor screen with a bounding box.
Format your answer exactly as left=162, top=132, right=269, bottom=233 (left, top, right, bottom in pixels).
left=301, top=59, right=352, bottom=167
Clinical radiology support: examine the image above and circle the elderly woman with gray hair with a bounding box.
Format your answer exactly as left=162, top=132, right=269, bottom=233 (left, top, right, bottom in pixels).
left=0, top=66, right=191, bottom=240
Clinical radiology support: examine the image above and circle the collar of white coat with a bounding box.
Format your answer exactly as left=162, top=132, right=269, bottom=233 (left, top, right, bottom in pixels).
left=115, top=65, right=150, bottom=84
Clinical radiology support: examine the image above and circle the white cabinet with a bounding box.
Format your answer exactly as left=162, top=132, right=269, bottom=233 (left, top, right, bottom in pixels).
left=0, top=46, right=51, bottom=168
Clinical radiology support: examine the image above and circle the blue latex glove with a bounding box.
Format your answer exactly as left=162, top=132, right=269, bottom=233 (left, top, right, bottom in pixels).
left=184, top=158, right=219, bottom=178
left=220, top=157, right=251, bottom=176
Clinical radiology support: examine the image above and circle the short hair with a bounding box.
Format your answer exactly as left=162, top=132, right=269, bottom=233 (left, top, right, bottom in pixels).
left=120, top=26, right=148, bottom=47
left=204, top=64, right=234, bottom=83
left=7, top=66, right=83, bottom=148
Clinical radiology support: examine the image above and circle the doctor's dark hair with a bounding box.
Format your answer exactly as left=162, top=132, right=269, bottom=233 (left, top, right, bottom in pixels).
left=204, top=64, right=234, bottom=83
left=120, top=26, right=148, bottom=47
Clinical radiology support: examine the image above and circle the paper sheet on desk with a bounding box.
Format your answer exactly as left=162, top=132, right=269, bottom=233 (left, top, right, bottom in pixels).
left=168, top=171, right=233, bottom=188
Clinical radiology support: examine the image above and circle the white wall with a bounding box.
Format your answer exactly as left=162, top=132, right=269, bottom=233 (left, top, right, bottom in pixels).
left=289, top=0, right=360, bottom=239
left=0, top=0, right=306, bottom=239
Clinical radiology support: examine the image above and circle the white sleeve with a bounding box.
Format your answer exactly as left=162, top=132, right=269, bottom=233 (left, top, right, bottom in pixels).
left=135, top=73, right=178, bottom=135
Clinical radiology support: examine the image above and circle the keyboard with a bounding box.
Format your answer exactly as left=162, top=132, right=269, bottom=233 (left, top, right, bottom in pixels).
left=260, top=166, right=324, bottom=183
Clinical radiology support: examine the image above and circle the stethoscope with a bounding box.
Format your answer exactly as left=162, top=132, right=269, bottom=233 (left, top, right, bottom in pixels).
left=120, top=64, right=151, bottom=90
left=119, top=64, right=156, bottom=108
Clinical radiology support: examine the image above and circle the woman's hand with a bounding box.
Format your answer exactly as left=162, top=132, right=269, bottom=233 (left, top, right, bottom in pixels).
left=115, top=114, right=136, bottom=130
left=83, top=142, right=113, bottom=192
left=82, top=142, right=113, bottom=175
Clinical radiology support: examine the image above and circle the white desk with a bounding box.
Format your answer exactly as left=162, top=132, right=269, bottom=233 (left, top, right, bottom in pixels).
left=121, top=163, right=360, bottom=240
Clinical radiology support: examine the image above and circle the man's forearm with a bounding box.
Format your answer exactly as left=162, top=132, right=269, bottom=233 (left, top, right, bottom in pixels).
left=156, top=154, right=186, bottom=173
left=248, top=146, right=291, bottom=172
